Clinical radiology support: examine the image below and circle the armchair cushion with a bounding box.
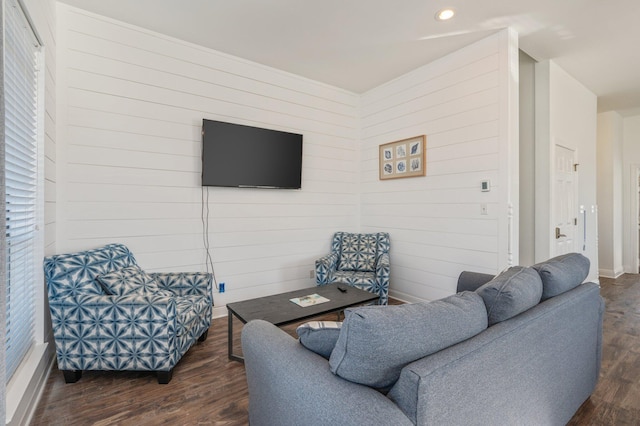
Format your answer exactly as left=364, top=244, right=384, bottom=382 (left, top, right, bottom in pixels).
left=97, top=265, right=162, bottom=296
left=337, top=233, right=378, bottom=272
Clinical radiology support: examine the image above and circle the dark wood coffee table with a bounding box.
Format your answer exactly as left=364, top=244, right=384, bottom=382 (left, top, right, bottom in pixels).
left=226, top=283, right=378, bottom=362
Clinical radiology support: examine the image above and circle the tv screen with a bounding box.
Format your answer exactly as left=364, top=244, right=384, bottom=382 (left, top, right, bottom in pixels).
left=201, top=119, right=303, bottom=189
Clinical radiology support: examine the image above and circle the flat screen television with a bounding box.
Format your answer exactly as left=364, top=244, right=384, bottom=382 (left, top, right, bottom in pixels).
left=201, top=119, right=303, bottom=189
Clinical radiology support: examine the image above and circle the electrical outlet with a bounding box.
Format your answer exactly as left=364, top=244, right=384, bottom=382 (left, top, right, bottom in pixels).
left=309, top=270, right=314, bottom=279
left=481, top=204, right=488, bottom=215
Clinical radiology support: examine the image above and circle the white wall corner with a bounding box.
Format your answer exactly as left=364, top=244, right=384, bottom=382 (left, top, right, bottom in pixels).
left=534, top=61, right=552, bottom=262
left=596, top=111, right=624, bottom=275
left=598, top=268, right=624, bottom=279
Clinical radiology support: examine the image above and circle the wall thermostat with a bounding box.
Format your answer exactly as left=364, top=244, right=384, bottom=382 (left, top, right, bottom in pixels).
left=481, top=180, right=491, bottom=192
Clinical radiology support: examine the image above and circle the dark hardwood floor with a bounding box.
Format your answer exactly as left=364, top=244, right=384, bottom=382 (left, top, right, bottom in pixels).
left=32, top=275, right=640, bottom=425
left=567, top=274, right=640, bottom=425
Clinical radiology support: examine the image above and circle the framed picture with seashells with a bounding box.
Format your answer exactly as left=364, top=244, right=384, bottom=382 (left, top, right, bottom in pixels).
left=379, top=135, right=426, bottom=180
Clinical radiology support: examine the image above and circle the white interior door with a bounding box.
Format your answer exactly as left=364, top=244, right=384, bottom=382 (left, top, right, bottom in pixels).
left=554, top=145, right=578, bottom=255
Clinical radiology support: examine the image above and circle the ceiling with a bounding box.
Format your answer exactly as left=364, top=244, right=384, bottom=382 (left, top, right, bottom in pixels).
left=57, top=0, right=640, bottom=115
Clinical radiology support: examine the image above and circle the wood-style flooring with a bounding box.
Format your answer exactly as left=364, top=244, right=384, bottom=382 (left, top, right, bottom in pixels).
left=32, top=275, right=640, bottom=425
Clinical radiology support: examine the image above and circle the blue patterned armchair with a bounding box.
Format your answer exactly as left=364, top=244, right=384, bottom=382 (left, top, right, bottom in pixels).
left=43, top=243, right=213, bottom=384
left=315, top=232, right=390, bottom=305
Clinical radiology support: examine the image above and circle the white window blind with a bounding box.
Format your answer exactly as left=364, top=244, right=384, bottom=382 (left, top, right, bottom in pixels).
left=4, top=0, right=41, bottom=382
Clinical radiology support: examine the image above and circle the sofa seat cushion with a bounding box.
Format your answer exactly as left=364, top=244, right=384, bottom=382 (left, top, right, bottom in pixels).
left=296, top=321, right=342, bottom=359
left=532, top=253, right=590, bottom=301
left=175, top=295, right=209, bottom=337
left=97, top=265, right=162, bottom=296
left=476, top=266, right=543, bottom=326
left=329, top=291, right=488, bottom=390
left=337, top=233, right=377, bottom=272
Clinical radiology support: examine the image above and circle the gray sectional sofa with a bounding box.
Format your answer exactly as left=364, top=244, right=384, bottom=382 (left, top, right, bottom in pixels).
left=241, top=253, right=604, bottom=425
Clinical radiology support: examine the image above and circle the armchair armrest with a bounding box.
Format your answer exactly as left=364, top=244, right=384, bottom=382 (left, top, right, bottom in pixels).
left=150, top=272, right=213, bottom=298
left=376, top=252, right=390, bottom=277
left=315, top=252, right=339, bottom=285
left=374, top=252, right=391, bottom=305
left=242, top=320, right=412, bottom=426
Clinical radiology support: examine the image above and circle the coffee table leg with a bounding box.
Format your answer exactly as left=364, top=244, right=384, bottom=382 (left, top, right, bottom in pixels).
left=228, top=310, right=245, bottom=363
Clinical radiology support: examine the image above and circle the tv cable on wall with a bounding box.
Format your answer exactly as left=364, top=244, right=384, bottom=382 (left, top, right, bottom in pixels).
left=201, top=185, right=219, bottom=291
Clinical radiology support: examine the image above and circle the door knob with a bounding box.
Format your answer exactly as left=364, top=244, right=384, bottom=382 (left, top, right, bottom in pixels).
left=555, top=227, right=566, bottom=239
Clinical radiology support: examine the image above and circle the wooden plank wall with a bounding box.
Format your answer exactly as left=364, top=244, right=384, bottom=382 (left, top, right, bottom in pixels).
left=56, top=5, right=360, bottom=316
left=56, top=5, right=517, bottom=309
left=359, top=33, right=511, bottom=302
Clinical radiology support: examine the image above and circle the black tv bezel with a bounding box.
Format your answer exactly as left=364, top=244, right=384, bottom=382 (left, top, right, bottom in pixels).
left=201, top=119, right=303, bottom=189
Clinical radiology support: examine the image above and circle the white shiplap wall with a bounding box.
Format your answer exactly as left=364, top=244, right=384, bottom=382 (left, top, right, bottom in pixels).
left=56, top=4, right=360, bottom=316
left=360, top=30, right=519, bottom=302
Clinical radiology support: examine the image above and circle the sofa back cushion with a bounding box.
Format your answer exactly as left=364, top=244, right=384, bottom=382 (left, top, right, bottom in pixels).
left=44, top=243, right=137, bottom=298
left=476, top=266, right=543, bottom=326
left=532, top=253, right=590, bottom=301
left=329, top=291, right=487, bottom=390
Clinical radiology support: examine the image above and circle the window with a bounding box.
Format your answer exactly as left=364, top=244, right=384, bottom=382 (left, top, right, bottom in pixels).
left=3, top=0, right=42, bottom=382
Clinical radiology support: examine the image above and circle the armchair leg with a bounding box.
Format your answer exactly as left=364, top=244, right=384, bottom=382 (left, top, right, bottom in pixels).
left=157, top=369, right=173, bottom=384
left=62, top=370, right=82, bottom=383
left=198, top=328, right=209, bottom=342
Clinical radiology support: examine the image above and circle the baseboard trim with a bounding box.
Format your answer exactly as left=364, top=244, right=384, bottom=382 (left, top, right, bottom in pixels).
left=599, top=268, right=624, bottom=279
left=389, top=289, right=429, bottom=304
left=213, top=305, right=227, bottom=319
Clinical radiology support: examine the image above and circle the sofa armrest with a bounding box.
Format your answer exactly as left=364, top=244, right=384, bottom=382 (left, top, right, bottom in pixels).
left=242, top=320, right=412, bottom=426
left=456, top=271, right=495, bottom=292
left=315, top=252, right=339, bottom=285
left=149, top=272, right=213, bottom=298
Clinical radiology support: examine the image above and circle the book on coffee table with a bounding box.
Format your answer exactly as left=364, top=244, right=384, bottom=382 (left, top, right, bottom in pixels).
left=290, top=293, right=330, bottom=307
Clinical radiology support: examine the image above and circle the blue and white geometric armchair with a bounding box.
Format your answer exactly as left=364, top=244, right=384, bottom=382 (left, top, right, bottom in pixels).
left=43, top=243, right=213, bottom=384
left=315, top=232, right=390, bottom=305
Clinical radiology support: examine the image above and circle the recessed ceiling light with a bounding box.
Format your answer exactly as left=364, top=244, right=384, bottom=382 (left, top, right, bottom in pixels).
left=435, top=8, right=455, bottom=21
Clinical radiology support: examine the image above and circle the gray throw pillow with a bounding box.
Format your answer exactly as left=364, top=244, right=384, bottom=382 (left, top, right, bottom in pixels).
left=296, top=321, right=342, bottom=359
left=329, top=292, right=487, bottom=390
left=532, top=253, right=590, bottom=301
left=476, top=266, right=542, bottom=326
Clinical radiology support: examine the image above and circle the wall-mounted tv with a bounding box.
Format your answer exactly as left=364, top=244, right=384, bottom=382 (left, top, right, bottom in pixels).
left=201, top=119, right=303, bottom=189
